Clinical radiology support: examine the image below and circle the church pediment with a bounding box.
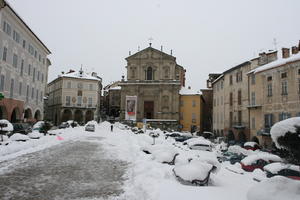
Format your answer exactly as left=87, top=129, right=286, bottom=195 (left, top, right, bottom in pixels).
left=126, top=47, right=175, bottom=61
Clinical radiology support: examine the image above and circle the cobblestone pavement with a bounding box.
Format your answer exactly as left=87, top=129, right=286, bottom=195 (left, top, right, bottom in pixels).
left=0, top=137, right=128, bottom=200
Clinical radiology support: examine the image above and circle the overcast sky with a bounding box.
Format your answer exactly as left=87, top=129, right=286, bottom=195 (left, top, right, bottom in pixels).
left=7, top=0, right=300, bottom=90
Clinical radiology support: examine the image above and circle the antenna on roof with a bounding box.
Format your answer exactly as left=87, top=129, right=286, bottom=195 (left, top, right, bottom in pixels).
left=170, top=49, right=173, bottom=55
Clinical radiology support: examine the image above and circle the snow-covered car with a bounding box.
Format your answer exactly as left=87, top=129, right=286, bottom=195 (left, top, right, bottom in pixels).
left=28, top=131, right=43, bottom=139
left=0, top=134, right=9, bottom=145
left=58, top=122, right=70, bottom=129
left=142, top=144, right=179, bottom=165
left=240, top=153, right=283, bottom=172
left=173, top=160, right=216, bottom=186
left=0, top=119, right=14, bottom=136
left=85, top=124, right=95, bottom=132
left=243, top=141, right=260, bottom=151
left=9, top=133, right=30, bottom=142
left=186, top=138, right=212, bottom=151
left=264, top=162, right=300, bottom=181
left=166, top=132, right=193, bottom=142
left=12, top=123, right=32, bottom=135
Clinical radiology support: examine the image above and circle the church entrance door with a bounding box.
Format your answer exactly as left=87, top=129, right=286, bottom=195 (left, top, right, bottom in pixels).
left=144, top=101, right=154, bottom=119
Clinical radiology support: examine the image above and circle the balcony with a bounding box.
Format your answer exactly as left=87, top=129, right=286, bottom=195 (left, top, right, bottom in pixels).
left=257, top=128, right=271, bottom=136
left=247, top=104, right=262, bottom=109
left=231, top=122, right=247, bottom=129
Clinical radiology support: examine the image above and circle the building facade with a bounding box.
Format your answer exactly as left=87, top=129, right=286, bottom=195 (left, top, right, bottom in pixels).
left=120, top=45, right=186, bottom=127
left=46, top=69, right=102, bottom=125
left=103, top=81, right=121, bottom=119
left=179, top=87, right=203, bottom=132
left=248, top=45, right=300, bottom=148
left=0, top=0, right=51, bottom=122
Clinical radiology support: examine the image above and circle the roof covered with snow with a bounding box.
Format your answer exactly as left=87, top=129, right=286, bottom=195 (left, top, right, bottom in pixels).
left=179, top=87, right=201, bottom=95
left=60, top=70, right=101, bottom=81
left=249, top=52, right=300, bottom=74
left=109, top=86, right=121, bottom=90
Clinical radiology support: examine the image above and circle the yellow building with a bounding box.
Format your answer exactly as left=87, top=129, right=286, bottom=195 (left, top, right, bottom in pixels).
left=179, top=87, right=203, bottom=132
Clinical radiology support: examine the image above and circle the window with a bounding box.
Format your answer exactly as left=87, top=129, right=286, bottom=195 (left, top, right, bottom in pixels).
left=229, top=75, right=233, bottom=85
left=192, top=113, right=196, bottom=123
left=19, top=82, right=22, bottom=95
left=0, top=75, right=5, bottom=91
left=22, top=40, right=26, bottom=48
left=10, top=79, right=14, bottom=98
left=77, top=96, right=82, bottom=106
left=67, top=81, right=71, bottom=89
left=192, top=100, right=196, bottom=107
left=26, top=85, right=29, bottom=101
left=28, top=64, right=31, bottom=75
left=34, top=50, right=37, bottom=58
left=281, top=81, right=288, bottom=95
left=39, top=54, right=41, bottom=62
left=281, top=72, right=287, bottom=79
left=146, top=67, right=153, bottom=80
left=251, top=92, right=256, bottom=105
left=236, top=71, right=242, bottom=82
left=238, top=90, right=242, bottom=105
left=13, top=30, right=20, bottom=43
left=251, top=74, right=255, bottom=85
left=20, top=59, right=24, bottom=76
left=66, top=96, right=71, bottom=106
left=298, top=69, right=300, bottom=75
left=180, top=100, right=184, bottom=107
left=267, top=76, right=272, bottom=81
left=298, top=78, right=300, bottom=94
left=279, top=113, right=291, bottom=121
left=264, top=114, right=274, bottom=131
left=221, top=81, right=223, bottom=89
left=2, top=47, right=7, bottom=61
left=37, top=71, right=40, bottom=81
left=89, top=84, right=93, bottom=90
left=3, top=21, right=11, bottom=35
left=36, top=89, right=39, bottom=104
left=229, top=112, right=233, bottom=127
left=28, top=44, right=34, bottom=55
left=267, top=84, right=272, bottom=97
left=251, top=117, right=255, bottom=129
left=31, top=87, right=34, bottom=99
left=229, top=92, right=233, bottom=106
left=41, top=74, right=44, bottom=83
left=33, top=68, right=36, bottom=82
left=40, top=91, right=43, bottom=102
left=77, top=82, right=83, bottom=89
left=88, top=97, right=92, bottom=107
left=12, top=54, right=18, bottom=68
left=238, top=111, right=242, bottom=124
left=43, top=58, right=45, bottom=65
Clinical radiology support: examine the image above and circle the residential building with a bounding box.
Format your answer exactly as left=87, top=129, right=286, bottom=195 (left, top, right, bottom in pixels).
left=0, top=0, right=51, bottom=122
left=119, top=44, right=186, bottom=129
left=103, top=81, right=121, bottom=119
left=179, top=87, right=203, bottom=132
left=46, top=69, right=102, bottom=125
left=247, top=43, right=300, bottom=148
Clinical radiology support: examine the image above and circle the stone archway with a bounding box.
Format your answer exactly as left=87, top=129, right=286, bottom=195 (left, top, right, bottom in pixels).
left=252, top=136, right=260, bottom=145
left=24, top=108, right=32, bottom=121
left=85, top=110, right=94, bottom=123
left=0, top=106, right=8, bottom=119
left=11, top=107, right=21, bottom=123
left=34, top=110, right=42, bottom=121
left=227, top=130, right=235, bottom=141
left=74, top=110, right=83, bottom=124
left=61, top=109, right=72, bottom=122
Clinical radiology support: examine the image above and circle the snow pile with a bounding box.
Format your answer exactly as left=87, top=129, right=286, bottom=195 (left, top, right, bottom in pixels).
left=48, top=129, right=62, bottom=135
left=247, top=176, right=300, bottom=200
left=28, top=131, right=42, bottom=139
left=270, top=117, right=300, bottom=148
left=263, top=162, right=300, bottom=174
left=186, top=137, right=211, bottom=146
left=9, top=133, right=30, bottom=141
left=173, top=160, right=213, bottom=182
left=241, top=153, right=282, bottom=165
left=151, top=144, right=178, bottom=164
left=0, top=119, right=13, bottom=131
left=252, top=168, right=266, bottom=182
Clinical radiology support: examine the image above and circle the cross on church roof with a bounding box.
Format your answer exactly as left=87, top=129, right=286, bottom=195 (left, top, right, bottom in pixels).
left=148, top=37, right=153, bottom=47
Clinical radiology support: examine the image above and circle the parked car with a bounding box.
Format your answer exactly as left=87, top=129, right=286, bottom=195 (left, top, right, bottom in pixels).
left=240, top=153, right=283, bottom=172
left=220, top=152, right=246, bottom=164
left=12, top=123, right=32, bottom=135
left=85, top=124, right=95, bottom=132
left=243, top=141, right=260, bottom=151
left=185, top=138, right=212, bottom=151
left=166, top=132, right=193, bottom=142
left=0, top=119, right=14, bottom=136
left=58, top=122, right=70, bottom=129
left=264, top=162, right=300, bottom=181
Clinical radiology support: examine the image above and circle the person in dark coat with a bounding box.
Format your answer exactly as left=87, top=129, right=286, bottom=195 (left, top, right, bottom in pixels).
left=111, top=124, right=113, bottom=132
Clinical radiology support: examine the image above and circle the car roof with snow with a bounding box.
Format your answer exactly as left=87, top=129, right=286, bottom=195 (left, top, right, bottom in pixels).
left=241, top=153, right=283, bottom=165
left=263, top=162, right=300, bottom=174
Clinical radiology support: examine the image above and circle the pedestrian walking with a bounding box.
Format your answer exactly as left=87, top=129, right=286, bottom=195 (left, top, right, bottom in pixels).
left=111, top=124, right=113, bottom=132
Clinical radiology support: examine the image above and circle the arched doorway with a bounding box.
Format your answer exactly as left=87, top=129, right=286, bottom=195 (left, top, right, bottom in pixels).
left=0, top=106, right=8, bottom=119
left=24, top=108, right=32, bottom=121
left=11, top=107, right=21, bottom=123
left=227, top=130, right=235, bottom=141
left=74, top=110, right=83, bottom=123
left=85, top=110, right=94, bottom=123
left=238, top=131, right=246, bottom=143
left=252, top=136, right=260, bottom=144
left=34, top=110, right=41, bottom=121
left=61, top=109, right=72, bottom=122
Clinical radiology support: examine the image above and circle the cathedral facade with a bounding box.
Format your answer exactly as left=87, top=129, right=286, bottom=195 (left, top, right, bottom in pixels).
left=120, top=45, right=186, bottom=124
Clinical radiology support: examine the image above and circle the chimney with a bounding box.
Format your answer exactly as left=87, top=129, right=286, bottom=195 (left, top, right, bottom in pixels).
left=291, top=46, right=299, bottom=55
left=170, top=49, right=173, bottom=55
left=92, top=72, right=97, bottom=77
left=282, top=48, right=290, bottom=58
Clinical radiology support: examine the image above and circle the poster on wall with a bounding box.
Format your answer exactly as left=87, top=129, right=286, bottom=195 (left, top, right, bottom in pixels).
left=125, top=96, right=137, bottom=121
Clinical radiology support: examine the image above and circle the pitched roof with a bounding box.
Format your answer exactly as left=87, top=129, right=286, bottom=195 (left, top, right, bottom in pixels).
left=126, top=46, right=175, bottom=60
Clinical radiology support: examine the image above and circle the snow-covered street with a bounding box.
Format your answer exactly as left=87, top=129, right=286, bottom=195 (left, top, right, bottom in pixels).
left=0, top=122, right=299, bottom=200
